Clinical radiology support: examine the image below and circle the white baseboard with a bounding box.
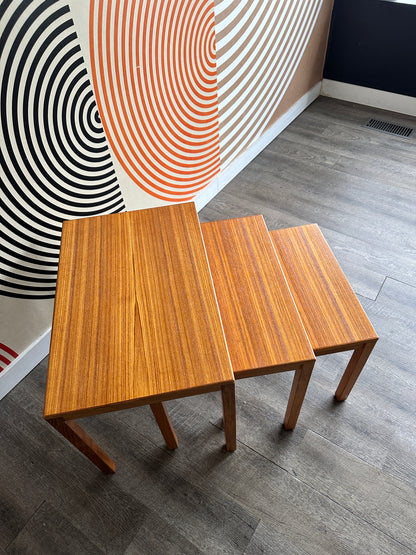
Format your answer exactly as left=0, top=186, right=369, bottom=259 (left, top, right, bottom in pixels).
left=194, top=81, right=322, bottom=211
left=321, top=79, right=416, bottom=117
left=0, top=329, right=51, bottom=400
left=0, top=82, right=321, bottom=400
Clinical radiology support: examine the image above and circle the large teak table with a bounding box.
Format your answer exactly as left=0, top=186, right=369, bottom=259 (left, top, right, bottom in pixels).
left=44, top=203, right=236, bottom=473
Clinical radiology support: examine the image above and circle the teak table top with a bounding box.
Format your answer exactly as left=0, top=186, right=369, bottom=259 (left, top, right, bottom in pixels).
left=270, top=224, right=378, bottom=355
left=201, top=215, right=315, bottom=379
left=44, top=203, right=234, bottom=421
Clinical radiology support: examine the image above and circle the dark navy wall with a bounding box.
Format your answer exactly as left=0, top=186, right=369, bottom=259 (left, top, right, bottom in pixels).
left=324, top=0, right=416, bottom=98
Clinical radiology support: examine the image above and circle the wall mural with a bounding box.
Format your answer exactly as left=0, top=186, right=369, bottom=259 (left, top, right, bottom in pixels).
left=0, top=344, right=19, bottom=374
left=0, top=0, right=333, bottom=382
left=214, top=0, right=323, bottom=167
left=90, top=0, right=221, bottom=202
left=1, top=0, right=125, bottom=302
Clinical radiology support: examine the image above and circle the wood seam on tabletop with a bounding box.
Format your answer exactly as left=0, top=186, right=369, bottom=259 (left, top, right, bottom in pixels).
left=44, top=204, right=235, bottom=423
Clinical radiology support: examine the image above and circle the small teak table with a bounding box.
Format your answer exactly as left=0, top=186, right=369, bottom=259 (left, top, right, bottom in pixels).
left=270, top=224, right=378, bottom=400
left=44, top=203, right=236, bottom=473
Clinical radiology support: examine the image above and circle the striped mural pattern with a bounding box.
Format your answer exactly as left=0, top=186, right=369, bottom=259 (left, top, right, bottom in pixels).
left=89, top=0, right=221, bottom=202
left=214, top=0, right=323, bottom=167
left=0, top=0, right=125, bottom=299
left=0, top=343, right=19, bottom=373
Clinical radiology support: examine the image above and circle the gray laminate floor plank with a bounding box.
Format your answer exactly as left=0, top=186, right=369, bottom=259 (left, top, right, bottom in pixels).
left=1, top=96, right=415, bottom=554
left=124, top=510, right=205, bottom=555
left=6, top=502, right=105, bottom=555
left=243, top=521, right=309, bottom=555
left=311, top=96, right=416, bottom=135
left=289, top=98, right=416, bottom=166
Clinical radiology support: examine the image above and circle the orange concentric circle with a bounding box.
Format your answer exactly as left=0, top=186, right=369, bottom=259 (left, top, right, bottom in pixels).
left=90, top=0, right=221, bottom=201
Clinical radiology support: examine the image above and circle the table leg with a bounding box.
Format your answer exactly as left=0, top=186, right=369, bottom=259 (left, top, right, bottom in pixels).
left=150, top=403, right=178, bottom=449
left=221, top=383, right=236, bottom=451
left=283, top=361, right=315, bottom=430
left=47, top=418, right=116, bottom=474
left=335, top=340, right=377, bottom=401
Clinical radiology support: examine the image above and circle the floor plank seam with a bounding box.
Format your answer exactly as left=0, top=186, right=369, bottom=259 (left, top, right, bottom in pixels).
left=382, top=275, right=416, bottom=291
left=209, top=420, right=295, bottom=474
left=310, top=429, right=385, bottom=472
left=374, top=275, right=388, bottom=301
left=235, top=437, right=303, bottom=476
left=118, top=417, right=179, bottom=457
left=5, top=500, right=46, bottom=552
left=356, top=290, right=380, bottom=303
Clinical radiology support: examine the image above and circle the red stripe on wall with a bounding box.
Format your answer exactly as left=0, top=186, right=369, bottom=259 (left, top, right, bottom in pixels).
left=0, top=343, right=18, bottom=373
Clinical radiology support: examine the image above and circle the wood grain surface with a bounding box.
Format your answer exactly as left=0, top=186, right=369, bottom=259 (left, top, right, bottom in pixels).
left=270, top=224, right=378, bottom=354
left=44, top=203, right=233, bottom=420
left=201, top=215, right=315, bottom=378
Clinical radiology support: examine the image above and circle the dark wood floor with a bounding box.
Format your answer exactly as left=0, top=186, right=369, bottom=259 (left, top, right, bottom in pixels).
left=1, top=97, right=415, bottom=554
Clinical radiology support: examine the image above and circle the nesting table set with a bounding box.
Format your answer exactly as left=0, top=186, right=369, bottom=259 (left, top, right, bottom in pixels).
left=44, top=203, right=378, bottom=473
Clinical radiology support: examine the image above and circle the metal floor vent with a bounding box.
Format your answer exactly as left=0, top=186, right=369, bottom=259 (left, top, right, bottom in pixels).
left=365, top=118, right=414, bottom=138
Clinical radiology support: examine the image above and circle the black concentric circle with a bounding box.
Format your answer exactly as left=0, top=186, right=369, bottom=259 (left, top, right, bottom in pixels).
left=1, top=0, right=125, bottom=299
